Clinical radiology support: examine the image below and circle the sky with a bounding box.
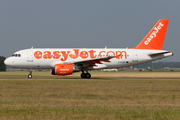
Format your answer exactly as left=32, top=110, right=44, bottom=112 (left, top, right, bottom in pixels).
left=0, top=0, right=179, bottom=62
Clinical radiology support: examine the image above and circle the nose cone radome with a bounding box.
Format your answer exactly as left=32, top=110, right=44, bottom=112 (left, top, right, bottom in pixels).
left=4, top=58, right=12, bottom=67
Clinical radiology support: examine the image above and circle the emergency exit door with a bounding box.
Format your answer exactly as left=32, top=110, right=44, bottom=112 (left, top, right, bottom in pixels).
left=132, top=51, right=138, bottom=62
left=27, top=50, right=33, bottom=62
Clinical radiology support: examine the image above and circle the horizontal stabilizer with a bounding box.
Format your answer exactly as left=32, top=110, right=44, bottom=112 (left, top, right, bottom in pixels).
left=148, top=51, right=173, bottom=57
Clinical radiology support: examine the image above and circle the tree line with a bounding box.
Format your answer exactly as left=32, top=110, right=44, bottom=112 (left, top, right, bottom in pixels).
left=0, top=56, right=6, bottom=71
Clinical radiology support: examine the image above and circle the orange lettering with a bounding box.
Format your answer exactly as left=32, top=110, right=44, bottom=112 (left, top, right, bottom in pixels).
left=34, top=50, right=128, bottom=60
left=43, top=51, right=52, bottom=59
left=34, top=51, right=42, bottom=59
left=70, top=49, right=79, bottom=59
left=116, top=51, right=127, bottom=59
left=80, top=51, right=88, bottom=59
left=61, top=51, right=70, bottom=61
left=53, top=51, right=60, bottom=59
left=99, top=51, right=106, bottom=57
left=88, top=50, right=96, bottom=59
left=107, top=51, right=115, bottom=56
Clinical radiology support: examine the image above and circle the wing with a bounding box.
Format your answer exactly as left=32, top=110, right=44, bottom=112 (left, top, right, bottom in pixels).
left=50, top=55, right=116, bottom=70
left=71, top=56, right=115, bottom=69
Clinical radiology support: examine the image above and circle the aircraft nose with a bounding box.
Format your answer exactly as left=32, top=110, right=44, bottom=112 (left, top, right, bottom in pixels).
left=4, top=58, right=12, bottom=66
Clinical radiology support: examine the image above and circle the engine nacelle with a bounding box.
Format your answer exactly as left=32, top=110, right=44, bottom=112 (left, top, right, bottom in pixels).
left=52, top=64, right=73, bottom=76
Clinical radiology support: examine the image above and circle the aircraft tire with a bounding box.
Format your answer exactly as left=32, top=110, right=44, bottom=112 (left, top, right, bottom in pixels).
left=28, top=74, right=32, bottom=79
left=85, top=73, right=91, bottom=79
left=81, top=73, right=86, bottom=78
left=81, top=72, right=91, bottom=79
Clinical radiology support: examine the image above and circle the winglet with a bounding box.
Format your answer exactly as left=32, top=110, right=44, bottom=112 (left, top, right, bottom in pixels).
left=132, top=19, right=169, bottom=50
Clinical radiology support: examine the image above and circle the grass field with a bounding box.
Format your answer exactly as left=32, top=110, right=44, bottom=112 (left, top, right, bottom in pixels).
left=0, top=71, right=180, bottom=120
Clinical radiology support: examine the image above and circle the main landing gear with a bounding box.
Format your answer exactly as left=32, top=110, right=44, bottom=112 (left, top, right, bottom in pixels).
left=28, top=70, right=32, bottom=79
left=81, top=71, right=91, bottom=79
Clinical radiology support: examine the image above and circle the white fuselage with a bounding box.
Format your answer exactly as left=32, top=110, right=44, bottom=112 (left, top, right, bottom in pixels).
left=4, top=48, right=173, bottom=70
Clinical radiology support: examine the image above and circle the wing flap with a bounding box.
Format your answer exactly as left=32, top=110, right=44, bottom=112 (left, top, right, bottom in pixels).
left=71, top=56, right=114, bottom=64
left=70, top=56, right=115, bottom=69
left=50, top=55, right=115, bottom=68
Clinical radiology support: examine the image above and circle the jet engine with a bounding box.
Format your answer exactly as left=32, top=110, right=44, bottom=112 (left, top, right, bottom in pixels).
left=52, top=64, right=74, bottom=76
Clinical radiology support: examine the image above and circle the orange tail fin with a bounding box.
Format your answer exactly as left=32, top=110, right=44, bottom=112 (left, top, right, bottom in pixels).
left=132, top=19, right=169, bottom=50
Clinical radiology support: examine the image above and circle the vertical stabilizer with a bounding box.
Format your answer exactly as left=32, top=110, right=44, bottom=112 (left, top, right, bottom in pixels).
left=133, top=19, right=169, bottom=50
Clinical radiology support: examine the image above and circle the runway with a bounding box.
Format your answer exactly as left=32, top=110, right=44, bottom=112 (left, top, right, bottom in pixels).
left=0, top=77, right=180, bottom=80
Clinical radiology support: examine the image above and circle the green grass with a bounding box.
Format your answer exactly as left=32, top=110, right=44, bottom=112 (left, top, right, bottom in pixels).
left=0, top=78, right=180, bottom=119
left=0, top=71, right=180, bottom=119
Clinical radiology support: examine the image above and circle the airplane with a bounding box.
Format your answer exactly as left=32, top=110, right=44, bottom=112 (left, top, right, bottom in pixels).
left=4, top=19, right=173, bottom=79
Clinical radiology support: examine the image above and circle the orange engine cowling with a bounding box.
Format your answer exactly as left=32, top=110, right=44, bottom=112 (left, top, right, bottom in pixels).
left=52, top=64, right=73, bottom=76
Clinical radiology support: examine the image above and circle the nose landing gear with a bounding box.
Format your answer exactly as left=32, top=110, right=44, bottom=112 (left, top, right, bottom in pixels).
left=28, top=70, right=32, bottom=79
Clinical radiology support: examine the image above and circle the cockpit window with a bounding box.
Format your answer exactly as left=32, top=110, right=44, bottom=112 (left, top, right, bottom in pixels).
left=12, top=54, right=21, bottom=57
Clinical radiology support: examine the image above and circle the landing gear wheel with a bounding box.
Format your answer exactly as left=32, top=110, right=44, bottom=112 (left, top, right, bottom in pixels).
left=28, top=70, right=32, bottom=79
left=28, top=74, right=32, bottom=79
left=81, top=73, right=86, bottom=78
left=85, top=73, right=91, bottom=79
left=81, top=72, right=91, bottom=79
